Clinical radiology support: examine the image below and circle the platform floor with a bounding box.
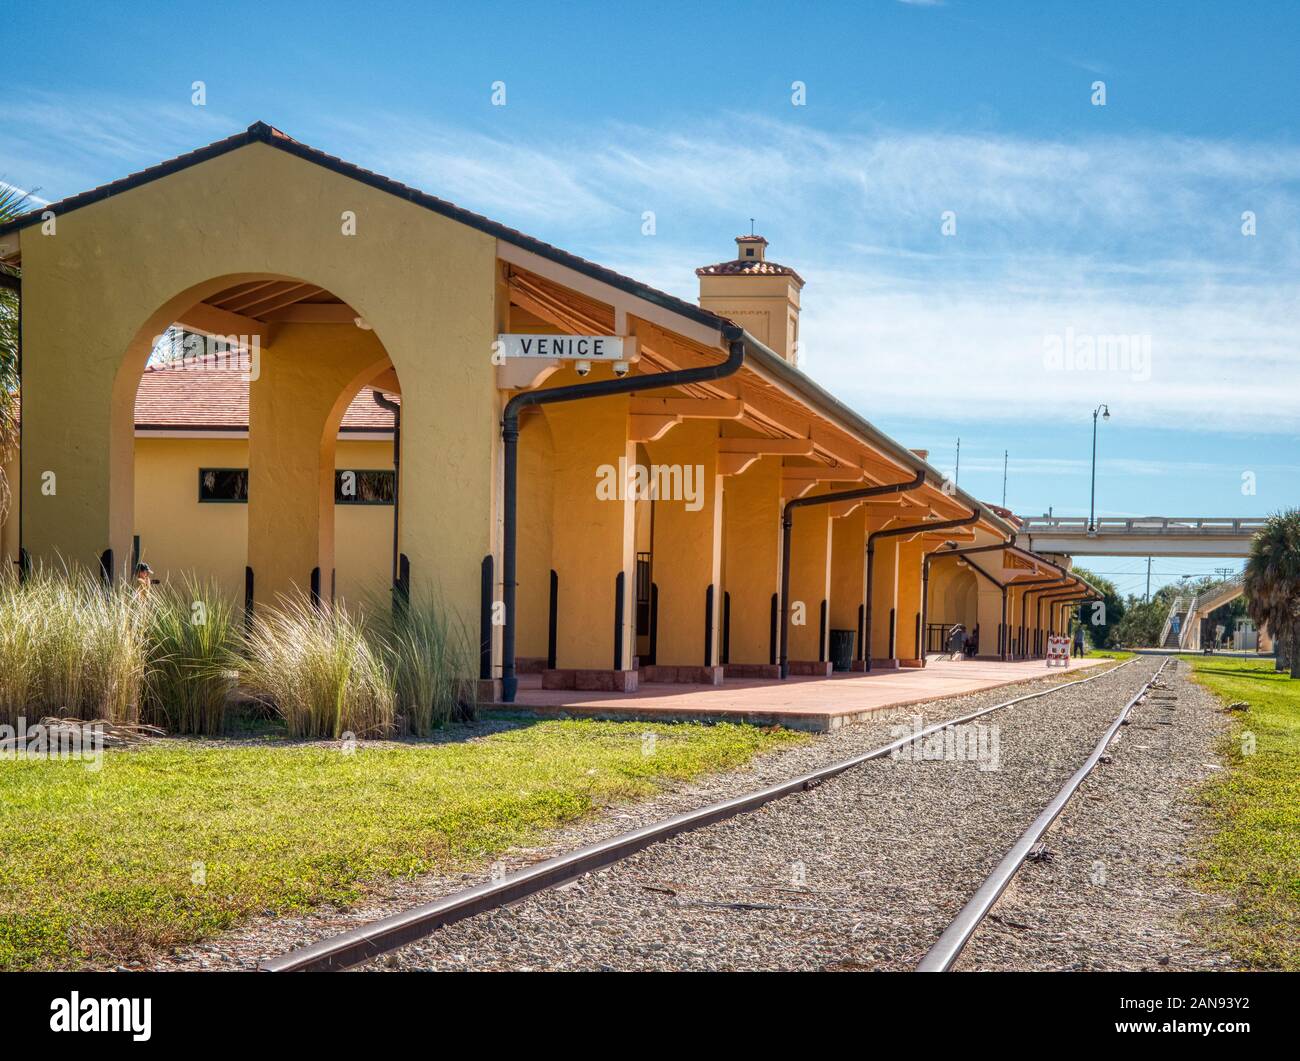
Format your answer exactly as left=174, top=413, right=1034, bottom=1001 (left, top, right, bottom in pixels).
left=486, top=656, right=1108, bottom=732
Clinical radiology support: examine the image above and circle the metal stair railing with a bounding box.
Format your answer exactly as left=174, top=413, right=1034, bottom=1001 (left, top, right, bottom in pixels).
left=1158, top=595, right=1185, bottom=648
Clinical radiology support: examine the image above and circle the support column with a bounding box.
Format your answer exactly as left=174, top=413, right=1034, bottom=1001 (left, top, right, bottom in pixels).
left=642, top=420, right=724, bottom=684
left=869, top=526, right=901, bottom=666
left=721, top=456, right=783, bottom=677
left=541, top=395, right=637, bottom=691
left=785, top=484, right=833, bottom=675
left=975, top=582, right=1004, bottom=660
left=513, top=411, right=555, bottom=672
left=247, top=325, right=388, bottom=607
left=895, top=536, right=927, bottom=666
left=828, top=504, right=867, bottom=670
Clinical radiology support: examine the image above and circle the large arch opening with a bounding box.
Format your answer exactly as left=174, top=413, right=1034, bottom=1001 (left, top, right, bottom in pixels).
left=123, top=275, right=399, bottom=611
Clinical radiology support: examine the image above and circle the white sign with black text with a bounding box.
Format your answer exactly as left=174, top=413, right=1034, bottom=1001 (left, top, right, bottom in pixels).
left=496, top=334, right=635, bottom=361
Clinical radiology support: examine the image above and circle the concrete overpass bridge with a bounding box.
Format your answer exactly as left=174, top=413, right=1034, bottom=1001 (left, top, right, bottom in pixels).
left=1015, top=516, right=1265, bottom=558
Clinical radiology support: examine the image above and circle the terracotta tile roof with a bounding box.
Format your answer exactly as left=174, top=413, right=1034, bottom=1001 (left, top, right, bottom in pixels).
left=695, top=258, right=806, bottom=285
left=134, top=356, right=396, bottom=433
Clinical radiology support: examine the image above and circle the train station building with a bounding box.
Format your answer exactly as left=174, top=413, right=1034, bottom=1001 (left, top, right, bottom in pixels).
left=0, top=122, right=1094, bottom=708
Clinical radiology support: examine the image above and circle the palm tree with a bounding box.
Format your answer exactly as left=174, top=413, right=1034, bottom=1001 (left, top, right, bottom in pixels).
left=1243, top=509, right=1300, bottom=677
left=0, top=181, right=28, bottom=528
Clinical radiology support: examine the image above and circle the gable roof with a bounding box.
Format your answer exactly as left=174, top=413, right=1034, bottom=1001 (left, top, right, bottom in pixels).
left=0, top=121, right=728, bottom=334
left=3, top=123, right=1019, bottom=539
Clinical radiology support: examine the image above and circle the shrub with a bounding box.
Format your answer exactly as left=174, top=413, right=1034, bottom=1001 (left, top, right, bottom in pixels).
left=143, top=576, right=240, bottom=735
left=369, top=593, right=476, bottom=734
left=0, top=565, right=148, bottom=726
left=240, top=593, right=394, bottom=739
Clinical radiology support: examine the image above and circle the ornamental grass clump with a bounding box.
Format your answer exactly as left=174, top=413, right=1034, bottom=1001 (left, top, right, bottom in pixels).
left=240, top=593, right=394, bottom=739
left=0, top=565, right=148, bottom=726
left=368, top=592, right=476, bottom=734
left=143, top=576, right=240, bottom=735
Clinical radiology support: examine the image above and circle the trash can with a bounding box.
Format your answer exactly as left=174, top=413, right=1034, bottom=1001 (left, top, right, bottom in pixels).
left=829, top=629, right=855, bottom=672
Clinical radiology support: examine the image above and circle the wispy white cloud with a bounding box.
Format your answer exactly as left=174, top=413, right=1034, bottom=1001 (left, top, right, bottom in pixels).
left=4, top=97, right=1297, bottom=434
left=0, top=90, right=236, bottom=202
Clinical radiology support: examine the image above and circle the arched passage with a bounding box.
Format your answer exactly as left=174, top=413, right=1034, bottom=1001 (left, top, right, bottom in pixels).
left=19, top=139, right=498, bottom=640
left=124, top=274, right=400, bottom=610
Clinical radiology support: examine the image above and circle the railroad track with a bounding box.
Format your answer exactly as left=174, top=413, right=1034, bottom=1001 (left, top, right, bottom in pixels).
left=917, top=655, right=1173, bottom=971
left=263, top=655, right=1155, bottom=972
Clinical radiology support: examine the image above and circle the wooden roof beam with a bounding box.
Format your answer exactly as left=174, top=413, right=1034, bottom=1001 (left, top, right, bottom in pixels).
left=176, top=302, right=268, bottom=346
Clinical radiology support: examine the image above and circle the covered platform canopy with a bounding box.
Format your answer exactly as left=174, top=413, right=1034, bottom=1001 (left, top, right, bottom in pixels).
left=0, top=122, right=1094, bottom=701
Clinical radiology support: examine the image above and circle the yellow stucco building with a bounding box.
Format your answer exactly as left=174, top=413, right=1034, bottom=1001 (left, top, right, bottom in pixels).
left=0, top=122, right=1093, bottom=702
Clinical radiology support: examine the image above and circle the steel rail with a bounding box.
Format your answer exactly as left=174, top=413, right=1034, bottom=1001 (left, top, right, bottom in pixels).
left=263, top=657, right=1139, bottom=972
left=916, top=656, right=1171, bottom=972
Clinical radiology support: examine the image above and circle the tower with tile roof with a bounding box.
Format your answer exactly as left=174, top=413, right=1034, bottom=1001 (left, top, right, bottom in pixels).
left=696, top=235, right=804, bottom=365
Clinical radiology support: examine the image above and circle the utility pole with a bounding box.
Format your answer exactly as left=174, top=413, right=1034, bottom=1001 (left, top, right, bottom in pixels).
left=1001, top=450, right=1008, bottom=508
left=1145, top=556, right=1152, bottom=602
left=954, top=437, right=960, bottom=486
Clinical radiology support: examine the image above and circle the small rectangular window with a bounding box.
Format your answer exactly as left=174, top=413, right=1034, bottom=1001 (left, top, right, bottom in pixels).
left=335, top=469, right=395, bottom=505
left=199, top=468, right=248, bottom=503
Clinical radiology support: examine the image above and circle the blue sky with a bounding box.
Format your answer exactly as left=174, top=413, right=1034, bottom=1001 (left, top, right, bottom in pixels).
left=5, top=0, right=1297, bottom=596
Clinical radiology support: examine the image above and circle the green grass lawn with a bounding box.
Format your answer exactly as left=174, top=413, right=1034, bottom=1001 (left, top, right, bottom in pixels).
left=1085, top=649, right=1135, bottom=660
left=1184, top=655, right=1300, bottom=970
left=0, top=718, right=799, bottom=970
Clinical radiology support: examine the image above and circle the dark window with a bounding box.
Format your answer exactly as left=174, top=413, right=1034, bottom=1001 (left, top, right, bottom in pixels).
left=335, top=469, right=395, bottom=505
left=197, top=468, right=394, bottom=505
left=199, top=468, right=248, bottom=503
left=745, top=248, right=755, bottom=256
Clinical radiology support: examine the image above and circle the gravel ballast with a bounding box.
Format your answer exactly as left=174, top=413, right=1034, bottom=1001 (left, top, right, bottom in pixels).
left=954, top=657, right=1233, bottom=971
left=351, top=657, right=1219, bottom=972
left=155, top=659, right=1123, bottom=970
left=158, top=657, right=1229, bottom=971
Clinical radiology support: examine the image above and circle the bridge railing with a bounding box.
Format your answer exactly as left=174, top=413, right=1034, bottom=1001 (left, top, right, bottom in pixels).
left=1019, top=516, right=1267, bottom=536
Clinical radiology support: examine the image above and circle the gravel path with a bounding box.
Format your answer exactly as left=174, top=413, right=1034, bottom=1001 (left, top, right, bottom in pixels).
left=954, top=658, right=1234, bottom=971
left=347, top=658, right=1175, bottom=971
left=154, top=659, right=1124, bottom=970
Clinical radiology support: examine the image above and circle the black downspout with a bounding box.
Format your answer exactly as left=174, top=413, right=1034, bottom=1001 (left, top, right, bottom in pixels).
left=613, top=570, right=626, bottom=670
left=924, top=539, right=1085, bottom=660
left=1011, top=575, right=1066, bottom=659
left=1000, top=587, right=1008, bottom=660
left=371, top=390, right=401, bottom=589
left=704, top=583, right=715, bottom=667
left=648, top=583, right=659, bottom=666
left=1042, top=594, right=1075, bottom=642
left=934, top=547, right=1013, bottom=660
left=547, top=569, right=558, bottom=670
left=500, top=330, right=747, bottom=703
left=1022, top=578, right=1071, bottom=657
left=779, top=469, right=926, bottom=679
left=479, top=555, right=493, bottom=681
left=865, top=508, right=980, bottom=672
left=1041, top=591, right=1088, bottom=642
left=722, top=590, right=731, bottom=665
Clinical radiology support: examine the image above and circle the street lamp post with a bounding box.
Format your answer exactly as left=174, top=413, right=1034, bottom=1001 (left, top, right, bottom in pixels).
left=1088, top=403, right=1110, bottom=533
